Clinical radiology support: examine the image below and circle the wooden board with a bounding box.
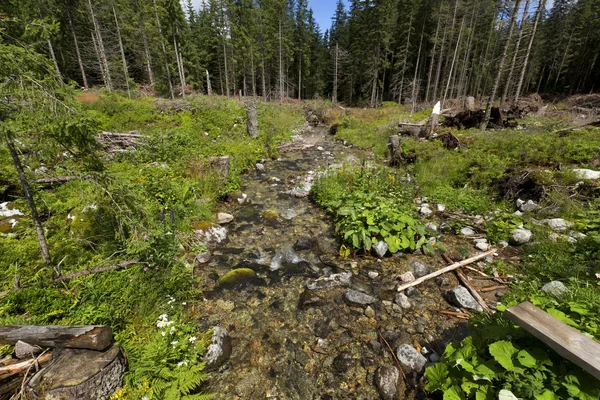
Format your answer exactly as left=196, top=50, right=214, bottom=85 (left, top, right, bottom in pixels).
left=0, top=325, right=113, bottom=351
left=505, top=301, right=600, bottom=380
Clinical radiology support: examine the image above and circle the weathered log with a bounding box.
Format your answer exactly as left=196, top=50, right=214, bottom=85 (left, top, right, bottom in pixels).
left=388, top=135, right=403, bottom=166
left=0, top=326, right=113, bottom=351
left=0, top=352, right=52, bottom=381
left=35, top=176, right=81, bottom=185
left=26, top=345, right=126, bottom=400
left=245, top=103, right=259, bottom=138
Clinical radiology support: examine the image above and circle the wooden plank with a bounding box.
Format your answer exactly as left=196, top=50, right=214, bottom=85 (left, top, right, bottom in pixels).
left=505, top=301, right=600, bottom=380
left=0, top=326, right=113, bottom=351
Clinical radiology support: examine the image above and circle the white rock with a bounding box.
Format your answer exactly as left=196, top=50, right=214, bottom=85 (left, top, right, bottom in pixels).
left=395, top=293, right=411, bottom=309
left=217, top=212, right=234, bottom=224
left=368, top=271, right=380, bottom=279
left=237, top=193, right=250, bottom=205
left=317, top=146, right=324, bottom=151
left=0, top=202, right=24, bottom=217
left=541, top=281, right=569, bottom=298
left=461, top=227, right=476, bottom=236
left=426, top=222, right=439, bottom=232
left=419, top=206, right=433, bottom=216
left=398, top=271, right=415, bottom=283
left=573, top=168, right=600, bottom=180
left=475, top=241, right=490, bottom=251
left=520, top=200, right=541, bottom=213
left=542, top=218, right=572, bottom=232
left=396, top=344, right=427, bottom=372
left=255, top=163, right=265, bottom=171
left=514, top=210, right=524, bottom=216
left=445, top=286, right=483, bottom=312
left=510, top=228, right=532, bottom=245
left=372, top=240, right=388, bottom=258
left=195, top=225, right=228, bottom=245
left=516, top=199, right=525, bottom=208
left=436, top=204, right=446, bottom=212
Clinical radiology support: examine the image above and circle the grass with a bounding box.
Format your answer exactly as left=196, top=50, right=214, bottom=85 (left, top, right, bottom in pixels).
left=0, top=92, right=305, bottom=399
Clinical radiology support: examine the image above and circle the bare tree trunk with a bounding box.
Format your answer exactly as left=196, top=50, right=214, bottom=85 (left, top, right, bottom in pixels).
left=279, top=19, right=284, bottom=102
left=67, top=8, right=87, bottom=89
left=398, top=11, right=414, bottom=104
left=457, top=0, right=478, bottom=98
left=432, top=5, right=451, bottom=101
left=426, top=2, right=443, bottom=103
left=502, top=0, right=530, bottom=104
left=5, top=135, right=52, bottom=265
left=222, top=36, right=230, bottom=97
left=112, top=2, right=131, bottom=98
left=38, top=3, right=62, bottom=82
left=439, top=0, right=459, bottom=101
left=370, top=43, right=380, bottom=108
left=298, top=57, right=302, bottom=100
left=261, top=57, right=267, bottom=99
left=87, top=0, right=112, bottom=91
left=206, top=70, right=212, bottom=95
left=152, top=0, right=174, bottom=99
left=481, top=0, right=521, bottom=130
left=411, top=21, right=426, bottom=113
left=475, top=16, right=496, bottom=98
left=554, top=29, right=574, bottom=90
left=443, top=17, right=465, bottom=107
left=138, top=8, right=154, bottom=86
left=250, top=46, right=256, bottom=98
left=333, top=43, right=339, bottom=104
left=173, top=35, right=185, bottom=97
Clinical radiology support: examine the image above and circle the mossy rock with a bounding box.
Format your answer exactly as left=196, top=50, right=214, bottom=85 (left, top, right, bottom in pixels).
left=260, top=209, right=280, bottom=221
left=69, top=208, right=100, bottom=238
left=0, top=218, right=18, bottom=234
left=217, top=268, right=257, bottom=288
left=192, top=220, right=214, bottom=230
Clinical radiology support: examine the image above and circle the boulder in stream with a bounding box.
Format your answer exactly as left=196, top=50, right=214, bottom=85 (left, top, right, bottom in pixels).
left=205, top=326, right=232, bottom=371
left=345, top=289, right=376, bottom=306
left=375, top=366, right=401, bottom=400
left=396, top=344, right=427, bottom=372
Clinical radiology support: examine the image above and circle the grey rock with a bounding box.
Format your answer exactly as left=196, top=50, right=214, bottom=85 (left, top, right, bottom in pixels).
left=398, top=271, right=415, bottom=283
left=396, top=344, right=427, bottom=372
left=542, top=218, right=572, bottom=232
left=426, top=222, right=439, bottom=233
left=429, top=353, right=440, bottom=363
left=375, top=366, right=400, bottom=400
left=499, top=240, right=509, bottom=248
left=410, top=259, right=430, bottom=278
left=445, top=286, right=483, bottom=312
left=394, top=293, right=412, bottom=310
left=436, top=204, right=446, bottom=212
left=333, top=351, right=355, bottom=373
left=307, top=272, right=352, bottom=290
left=237, top=193, right=251, bottom=205
left=510, top=228, right=532, bottom=245
left=520, top=200, right=541, bottom=213
left=255, top=162, right=265, bottom=171
left=514, top=210, right=524, bottom=217
left=405, top=287, right=420, bottom=297
left=541, top=281, right=569, bottom=298
left=570, top=231, right=587, bottom=240
left=368, top=340, right=382, bottom=354
left=461, top=227, right=476, bottom=236
left=217, top=212, right=234, bottom=224
left=194, top=252, right=211, bottom=264
left=205, top=326, right=232, bottom=371
left=516, top=198, right=525, bottom=208
left=475, top=241, right=490, bottom=251
left=373, top=240, right=389, bottom=258
left=345, top=289, right=377, bottom=306
left=195, top=225, right=228, bottom=246
left=294, top=236, right=314, bottom=251
left=207, top=156, right=230, bottom=179
left=314, top=320, right=331, bottom=338
left=15, top=341, right=41, bottom=359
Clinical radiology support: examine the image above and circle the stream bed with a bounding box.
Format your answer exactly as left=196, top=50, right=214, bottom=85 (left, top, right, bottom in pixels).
left=196, top=125, right=468, bottom=399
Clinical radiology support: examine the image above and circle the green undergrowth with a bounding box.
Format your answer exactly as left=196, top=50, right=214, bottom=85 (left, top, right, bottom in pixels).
left=310, top=166, right=437, bottom=256
left=0, top=92, right=304, bottom=399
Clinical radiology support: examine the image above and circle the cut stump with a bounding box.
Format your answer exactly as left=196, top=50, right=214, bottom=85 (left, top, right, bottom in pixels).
left=26, top=345, right=126, bottom=400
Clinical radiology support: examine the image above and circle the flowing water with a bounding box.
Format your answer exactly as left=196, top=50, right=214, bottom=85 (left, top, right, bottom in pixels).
left=196, top=125, right=466, bottom=399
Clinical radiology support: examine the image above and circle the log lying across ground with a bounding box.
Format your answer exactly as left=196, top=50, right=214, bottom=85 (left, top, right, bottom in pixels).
left=0, top=325, right=113, bottom=351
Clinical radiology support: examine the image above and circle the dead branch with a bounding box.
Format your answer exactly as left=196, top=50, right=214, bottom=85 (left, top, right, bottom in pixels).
left=53, top=260, right=138, bottom=282
left=397, top=249, right=496, bottom=292
left=0, top=352, right=52, bottom=381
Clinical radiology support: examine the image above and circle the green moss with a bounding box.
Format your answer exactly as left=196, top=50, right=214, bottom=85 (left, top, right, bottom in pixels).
left=217, top=268, right=256, bottom=287
left=260, top=209, right=280, bottom=221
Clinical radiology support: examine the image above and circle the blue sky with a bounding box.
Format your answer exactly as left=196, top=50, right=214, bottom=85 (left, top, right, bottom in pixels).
left=309, top=0, right=349, bottom=33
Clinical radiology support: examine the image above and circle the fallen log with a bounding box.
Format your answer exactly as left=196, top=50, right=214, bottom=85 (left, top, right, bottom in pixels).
left=35, top=176, right=82, bottom=185
left=397, top=249, right=496, bottom=292
left=0, top=326, right=113, bottom=351
left=26, top=345, right=126, bottom=400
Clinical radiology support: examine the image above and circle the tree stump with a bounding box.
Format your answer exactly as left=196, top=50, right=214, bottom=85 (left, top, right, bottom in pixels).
left=26, top=345, right=126, bottom=400
left=246, top=103, right=259, bottom=138
left=466, top=96, right=476, bottom=111
left=424, top=101, right=441, bottom=138
left=207, top=156, right=231, bottom=180
left=388, top=135, right=403, bottom=166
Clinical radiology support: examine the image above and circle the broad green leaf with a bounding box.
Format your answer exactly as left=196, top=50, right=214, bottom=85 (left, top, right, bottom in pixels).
left=351, top=233, right=359, bottom=249
left=443, top=385, right=466, bottom=400
left=475, top=385, right=494, bottom=400
left=461, top=380, right=480, bottom=396
left=535, top=390, right=560, bottom=400
left=498, top=389, right=519, bottom=400
left=569, top=302, right=591, bottom=316
left=474, top=361, right=501, bottom=380
left=424, top=363, right=449, bottom=392
left=488, top=341, right=523, bottom=373
left=547, top=308, right=579, bottom=327
left=517, top=349, right=538, bottom=368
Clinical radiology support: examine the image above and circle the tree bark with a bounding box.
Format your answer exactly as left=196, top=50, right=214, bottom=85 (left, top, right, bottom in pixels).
left=502, top=0, right=530, bottom=104
left=398, top=11, right=413, bottom=104
left=443, top=17, right=465, bottom=107
left=411, top=21, right=426, bottom=113
left=481, top=0, right=521, bottom=130
left=153, top=0, right=174, bottom=99
left=112, top=2, right=131, bottom=98
left=5, top=135, right=52, bottom=265
left=333, top=42, right=339, bottom=104
left=66, top=8, right=87, bottom=89
left=0, top=325, right=112, bottom=350
left=87, top=0, right=112, bottom=91
left=426, top=1, right=443, bottom=103
left=246, top=103, right=259, bottom=138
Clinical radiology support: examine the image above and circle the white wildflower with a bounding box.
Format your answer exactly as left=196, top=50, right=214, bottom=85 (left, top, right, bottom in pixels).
left=171, top=340, right=178, bottom=348
left=188, top=336, right=197, bottom=343
left=161, top=331, right=166, bottom=337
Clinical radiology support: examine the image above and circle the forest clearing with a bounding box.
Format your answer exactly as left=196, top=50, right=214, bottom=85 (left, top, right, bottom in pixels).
left=1, top=0, right=600, bottom=399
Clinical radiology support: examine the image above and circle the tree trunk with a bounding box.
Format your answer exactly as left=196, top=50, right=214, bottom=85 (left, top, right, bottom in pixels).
left=246, top=103, right=259, bottom=138
left=443, top=17, right=465, bottom=107
left=26, top=345, right=126, bottom=400
left=112, top=2, right=131, bottom=98
left=398, top=11, right=414, bottom=104
left=481, top=0, right=521, bottom=130
left=206, top=70, right=212, bottom=95
left=426, top=1, right=443, bottom=103
left=5, top=135, right=52, bottom=265
left=67, top=7, right=87, bottom=89
left=388, top=135, right=402, bottom=166
left=333, top=42, right=339, bottom=104
left=153, top=0, right=174, bottom=99
left=87, top=0, right=112, bottom=91
left=138, top=7, right=155, bottom=86
left=411, top=21, right=426, bottom=113
left=173, top=35, right=185, bottom=97
left=279, top=19, right=284, bottom=101
left=502, top=0, right=530, bottom=104
left=0, top=325, right=113, bottom=350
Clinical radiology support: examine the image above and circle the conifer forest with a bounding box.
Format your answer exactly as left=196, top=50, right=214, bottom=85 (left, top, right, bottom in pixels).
left=1, top=0, right=600, bottom=399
